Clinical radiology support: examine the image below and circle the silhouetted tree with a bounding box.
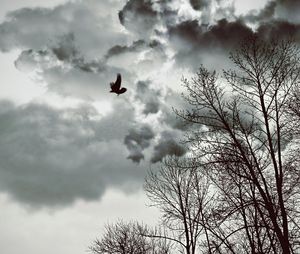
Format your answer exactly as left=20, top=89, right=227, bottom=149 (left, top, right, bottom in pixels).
left=175, top=36, right=300, bottom=253
left=286, top=87, right=300, bottom=136
left=89, top=36, right=300, bottom=254
left=89, top=220, right=171, bottom=254
left=144, top=156, right=212, bottom=254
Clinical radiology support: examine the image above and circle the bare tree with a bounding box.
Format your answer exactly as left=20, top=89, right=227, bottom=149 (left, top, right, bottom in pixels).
left=144, top=156, right=212, bottom=254
left=89, top=220, right=171, bottom=254
left=175, top=36, right=300, bottom=253
left=89, top=36, right=300, bottom=254
left=286, top=87, right=300, bottom=136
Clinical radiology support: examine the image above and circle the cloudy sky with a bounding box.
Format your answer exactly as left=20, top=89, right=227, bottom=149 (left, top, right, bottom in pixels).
left=0, top=0, right=299, bottom=253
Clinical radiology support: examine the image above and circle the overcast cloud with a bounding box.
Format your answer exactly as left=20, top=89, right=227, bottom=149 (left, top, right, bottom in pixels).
left=0, top=0, right=300, bottom=206
left=1, top=1, right=300, bottom=253
left=0, top=0, right=300, bottom=212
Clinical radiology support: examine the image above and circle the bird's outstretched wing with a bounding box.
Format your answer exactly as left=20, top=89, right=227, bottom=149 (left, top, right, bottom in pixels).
left=111, top=73, right=121, bottom=90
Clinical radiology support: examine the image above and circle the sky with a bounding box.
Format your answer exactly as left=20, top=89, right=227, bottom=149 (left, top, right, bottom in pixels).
left=0, top=0, right=299, bottom=253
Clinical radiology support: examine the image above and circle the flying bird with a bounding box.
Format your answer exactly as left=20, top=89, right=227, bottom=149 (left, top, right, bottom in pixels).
left=110, top=73, right=127, bottom=95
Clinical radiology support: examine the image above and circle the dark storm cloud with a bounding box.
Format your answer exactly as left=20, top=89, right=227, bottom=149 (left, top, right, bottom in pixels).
left=135, top=80, right=161, bottom=115
left=125, top=81, right=189, bottom=163
left=277, top=0, right=300, bottom=10
left=168, top=15, right=300, bottom=71
left=124, top=125, right=155, bottom=163
left=118, top=0, right=180, bottom=38
left=257, top=20, right=300, bottom=41
left=0, top=100, right=149, bottom=207
left=119, top=0, right=159, bottom=37
left=152, top=88, right=192, bottom=131
left=105, top=39, right=164, bottom=60
left=167, top=19, right=253, bottom=70
left=189, top=0, right=210, bottom=10
left=144, top=101, right=160, bottom=115
left=105, top=40, right=146, bottom=59
left=51, top=33, right=104, bottom=73
left=169, top=19, right=253, bottom=50
left=51, top=33, right=78, bottom=62
left=151, top=131, right=186, bottom=163
left=190, top=0, right=235, bottom=19
left=161, top=107, right=192, bottom=131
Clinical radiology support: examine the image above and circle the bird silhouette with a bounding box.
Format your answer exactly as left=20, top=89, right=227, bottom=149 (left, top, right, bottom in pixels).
left=110, top=73, right=127, bottom=95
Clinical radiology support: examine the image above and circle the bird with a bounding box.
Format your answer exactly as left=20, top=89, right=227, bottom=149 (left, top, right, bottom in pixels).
left=110, top=73, right=127, bottom=95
